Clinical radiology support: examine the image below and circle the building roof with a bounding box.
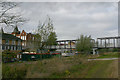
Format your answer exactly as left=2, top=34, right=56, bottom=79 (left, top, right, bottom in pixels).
left=2, top=33, right=22, bottom=41
left=12, top=26, right=20, bottom=34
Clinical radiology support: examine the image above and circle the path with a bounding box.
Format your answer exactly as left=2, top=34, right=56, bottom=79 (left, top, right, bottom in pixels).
left=88, top=58, right=119, bottom=61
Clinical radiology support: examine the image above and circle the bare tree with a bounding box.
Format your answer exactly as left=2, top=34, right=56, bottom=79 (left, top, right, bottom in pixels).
left=0, top=2, right=27, bottom=28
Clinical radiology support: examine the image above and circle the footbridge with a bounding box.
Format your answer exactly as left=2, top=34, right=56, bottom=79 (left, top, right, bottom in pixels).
left=46, top=36, right=120, bottom=50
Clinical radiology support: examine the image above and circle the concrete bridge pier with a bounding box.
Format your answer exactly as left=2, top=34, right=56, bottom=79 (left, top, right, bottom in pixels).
left=92, top=48, right=98, bottom=55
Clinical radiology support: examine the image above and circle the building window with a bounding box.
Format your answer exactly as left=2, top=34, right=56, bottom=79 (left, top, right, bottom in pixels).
left=19, top=47, right=21, bottom=50
left=20, top=55, right=22, bottom=58
left=12, top=40, right=16, bottom=45
left=23, top=36, right=24, bottom=40
left=2, top=46, right=4, bottom=50
left=18, top=41, right=21, bottom=45
left=5, top=40, right=9, bottom=45
left=14, top=46, right=16, bottom=50
left=22, top=42, right=24, bottom=46
left=6, top=46, right=8, bottom=50
left=17, top=47, right=19, bottom=50
left=11, top=46, right=13, bottom=50
left=4, top=46, right=6, bottom=50
left=0, top=39, right=1, bottom=44
left=21, top=36, right=25, bottom=40
left=8, top=46, right=9, bottom=49
left=25, top=36, right=26, bottom=40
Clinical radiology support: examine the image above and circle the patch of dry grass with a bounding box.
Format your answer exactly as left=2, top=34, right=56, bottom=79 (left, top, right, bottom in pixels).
left=3, top=53, right=118, bottom=78
left=25, top=55, right=88, bottom=78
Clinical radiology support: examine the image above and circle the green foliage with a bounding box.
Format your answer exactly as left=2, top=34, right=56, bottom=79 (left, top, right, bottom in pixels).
left=2, top=52, right=117, bottom=78
left=33, top=33, right=42, bottom=50
left=98, top=52, right=118, bottom=58
left=47, top=32, right=57, bottom=46
left=2, top=64, right=27, bottom=79
left=35, top=16, right=57, bottom=50
left=2, top=50, right=17, bottom=62
left=26, top=33, right=41, bottom=52
left=76, top=35, right=94, bottom=53
left=64, top=70, right=70, bottom=76
left=98, top=48, right=119, bottom=53
left=113, top=48, right=118, bottom=52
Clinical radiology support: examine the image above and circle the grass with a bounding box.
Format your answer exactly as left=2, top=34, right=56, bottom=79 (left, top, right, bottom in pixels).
left=88, top=52, right=119, bottom=59
left=85, top=60, right=113, bottom=78
left=2, top=52, right=119, bottom=78
left=97, top=52, right=118, bottom=58
left=0, top=63, right=2, bottom=79
left=2, top=62, right=27, bottom=78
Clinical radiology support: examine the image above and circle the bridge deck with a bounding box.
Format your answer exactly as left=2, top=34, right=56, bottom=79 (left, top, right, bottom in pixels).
left=46, top=36, right=120, bottom=50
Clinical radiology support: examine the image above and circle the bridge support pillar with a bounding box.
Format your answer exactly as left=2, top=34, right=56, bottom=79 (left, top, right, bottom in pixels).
left=113, top=38, right=115, bottom=48
left=105, top=39, right=106, bottom=48
left=93, top=49, right=96, bottom=55
left=92, top=48, right=98, bottom=55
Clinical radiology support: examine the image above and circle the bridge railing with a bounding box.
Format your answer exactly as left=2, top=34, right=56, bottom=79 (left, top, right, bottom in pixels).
left=46, top=37, right=120, bottom=49
left=96, top=36, right=120, bottom=48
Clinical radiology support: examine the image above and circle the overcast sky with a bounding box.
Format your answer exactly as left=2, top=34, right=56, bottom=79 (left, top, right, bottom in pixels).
left=3, top=2, right=118, bottom=40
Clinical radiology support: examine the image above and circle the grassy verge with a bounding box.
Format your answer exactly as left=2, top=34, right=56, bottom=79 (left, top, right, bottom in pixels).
left=97, top=52, right=118, bottom=58
left=88, top=52, right=119, bottom=59
left=85, top=60, right=113, bottom=78
left=2, top=53, right=118, bottom=78
left=49, top=60, right=117, bottom=78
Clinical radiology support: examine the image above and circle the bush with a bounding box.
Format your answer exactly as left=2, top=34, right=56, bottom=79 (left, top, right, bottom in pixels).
left=113, top=48, right=118, bottom=52
left=2, top=64, right=27, bottom=79
left=76, top=35, right=94, bottom=53
left=2, top=50, right=21, bottom=63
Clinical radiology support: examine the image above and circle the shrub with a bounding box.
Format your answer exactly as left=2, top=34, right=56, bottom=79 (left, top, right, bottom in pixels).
left=2, top=64, right=27, bottom=79
left=2, top=50, right=21, bottom=63
left=64, top=70, right=70, bottom=76
left=76, top=35, right=94, bottom=53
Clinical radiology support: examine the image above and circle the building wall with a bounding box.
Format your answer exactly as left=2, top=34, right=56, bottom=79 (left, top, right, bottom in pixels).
left=2, top=39, right=22, bottom=51
left=11, top=29, right=35, bottom=50
left=20, top=30, right=27, bottom=41
left=2, top=40, right=5, bottom=44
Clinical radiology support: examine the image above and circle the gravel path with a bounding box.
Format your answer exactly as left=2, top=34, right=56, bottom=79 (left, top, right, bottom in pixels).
left=88, top=58, right=119, bottom=61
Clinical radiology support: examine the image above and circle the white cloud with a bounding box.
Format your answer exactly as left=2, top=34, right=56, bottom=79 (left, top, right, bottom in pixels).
left=3, top=2, right=118, bottom=40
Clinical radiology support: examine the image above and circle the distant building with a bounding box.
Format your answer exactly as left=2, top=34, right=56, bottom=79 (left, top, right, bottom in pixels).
left=0, top=28, right=22, bottom=51
left=11, top=26, right=35, bottom=49
left=67, top=41, right=75, bottom=48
